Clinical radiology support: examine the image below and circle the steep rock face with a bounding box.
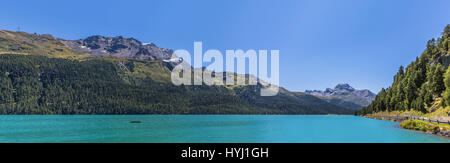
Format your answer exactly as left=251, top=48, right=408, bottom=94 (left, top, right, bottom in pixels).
left=305, top=84, right=376, bottom=110
left=61, top=36, right=176, bottom=61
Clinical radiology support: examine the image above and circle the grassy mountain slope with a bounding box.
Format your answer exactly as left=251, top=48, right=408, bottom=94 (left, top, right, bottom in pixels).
left=0, top=30, right=89, bottom=59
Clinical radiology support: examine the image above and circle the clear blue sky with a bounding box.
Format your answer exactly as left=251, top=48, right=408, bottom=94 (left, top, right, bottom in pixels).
left=1, top=0, right=449, bottom=93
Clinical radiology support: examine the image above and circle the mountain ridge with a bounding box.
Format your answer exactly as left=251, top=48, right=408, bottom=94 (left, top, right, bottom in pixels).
left=0, top=30, right=354, bottom=115
left=305, top=83, right=376, bottom=110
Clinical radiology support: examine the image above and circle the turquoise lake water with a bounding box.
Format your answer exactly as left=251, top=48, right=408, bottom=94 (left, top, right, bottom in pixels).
left=0, top=115, right=449, bottom=143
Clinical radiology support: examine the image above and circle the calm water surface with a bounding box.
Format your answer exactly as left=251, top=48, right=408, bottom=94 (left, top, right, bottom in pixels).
left=0, top=115, right=449, bottom=143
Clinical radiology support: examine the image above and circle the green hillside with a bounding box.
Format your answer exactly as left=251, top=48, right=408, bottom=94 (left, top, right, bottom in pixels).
left=0, top=30, right=353, bottom=115
left=358, top=25, right=450, bottom=115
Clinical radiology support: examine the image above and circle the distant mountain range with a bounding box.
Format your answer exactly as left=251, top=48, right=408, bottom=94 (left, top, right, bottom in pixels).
left=305, top=84, right=376, bottom=110
left=0, top=30, right=354, bottom=115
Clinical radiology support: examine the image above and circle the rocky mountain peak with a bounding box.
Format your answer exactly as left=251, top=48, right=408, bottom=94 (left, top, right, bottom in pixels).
left=61, top=35, right=178, bottom=62
left=334, top=83, right=355, bottom=91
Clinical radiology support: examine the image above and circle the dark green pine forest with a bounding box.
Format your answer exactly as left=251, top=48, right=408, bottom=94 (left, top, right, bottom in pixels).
left=358, top=25, right=450, bottom=115
left=0, top=55, right=353, bottom=115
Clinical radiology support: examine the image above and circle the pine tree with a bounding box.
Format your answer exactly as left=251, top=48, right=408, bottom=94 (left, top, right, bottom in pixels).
left=443, top=67, right=450, bottom=106
left=444, top=25, right=450, bottom=36
left=432, top=64, right=445, bottom=97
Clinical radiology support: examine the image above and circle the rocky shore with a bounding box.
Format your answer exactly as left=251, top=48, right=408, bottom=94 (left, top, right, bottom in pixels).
left=365, top=115, right=450, bottom=138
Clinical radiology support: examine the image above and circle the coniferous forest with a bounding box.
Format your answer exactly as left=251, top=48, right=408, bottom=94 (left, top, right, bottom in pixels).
left=358, top=25, right=450, bottom=115
left=0, top=29, right=357, bottom=115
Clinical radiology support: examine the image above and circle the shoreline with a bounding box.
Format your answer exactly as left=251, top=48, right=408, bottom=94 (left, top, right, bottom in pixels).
left=364, top=115, right=450, bottom=138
